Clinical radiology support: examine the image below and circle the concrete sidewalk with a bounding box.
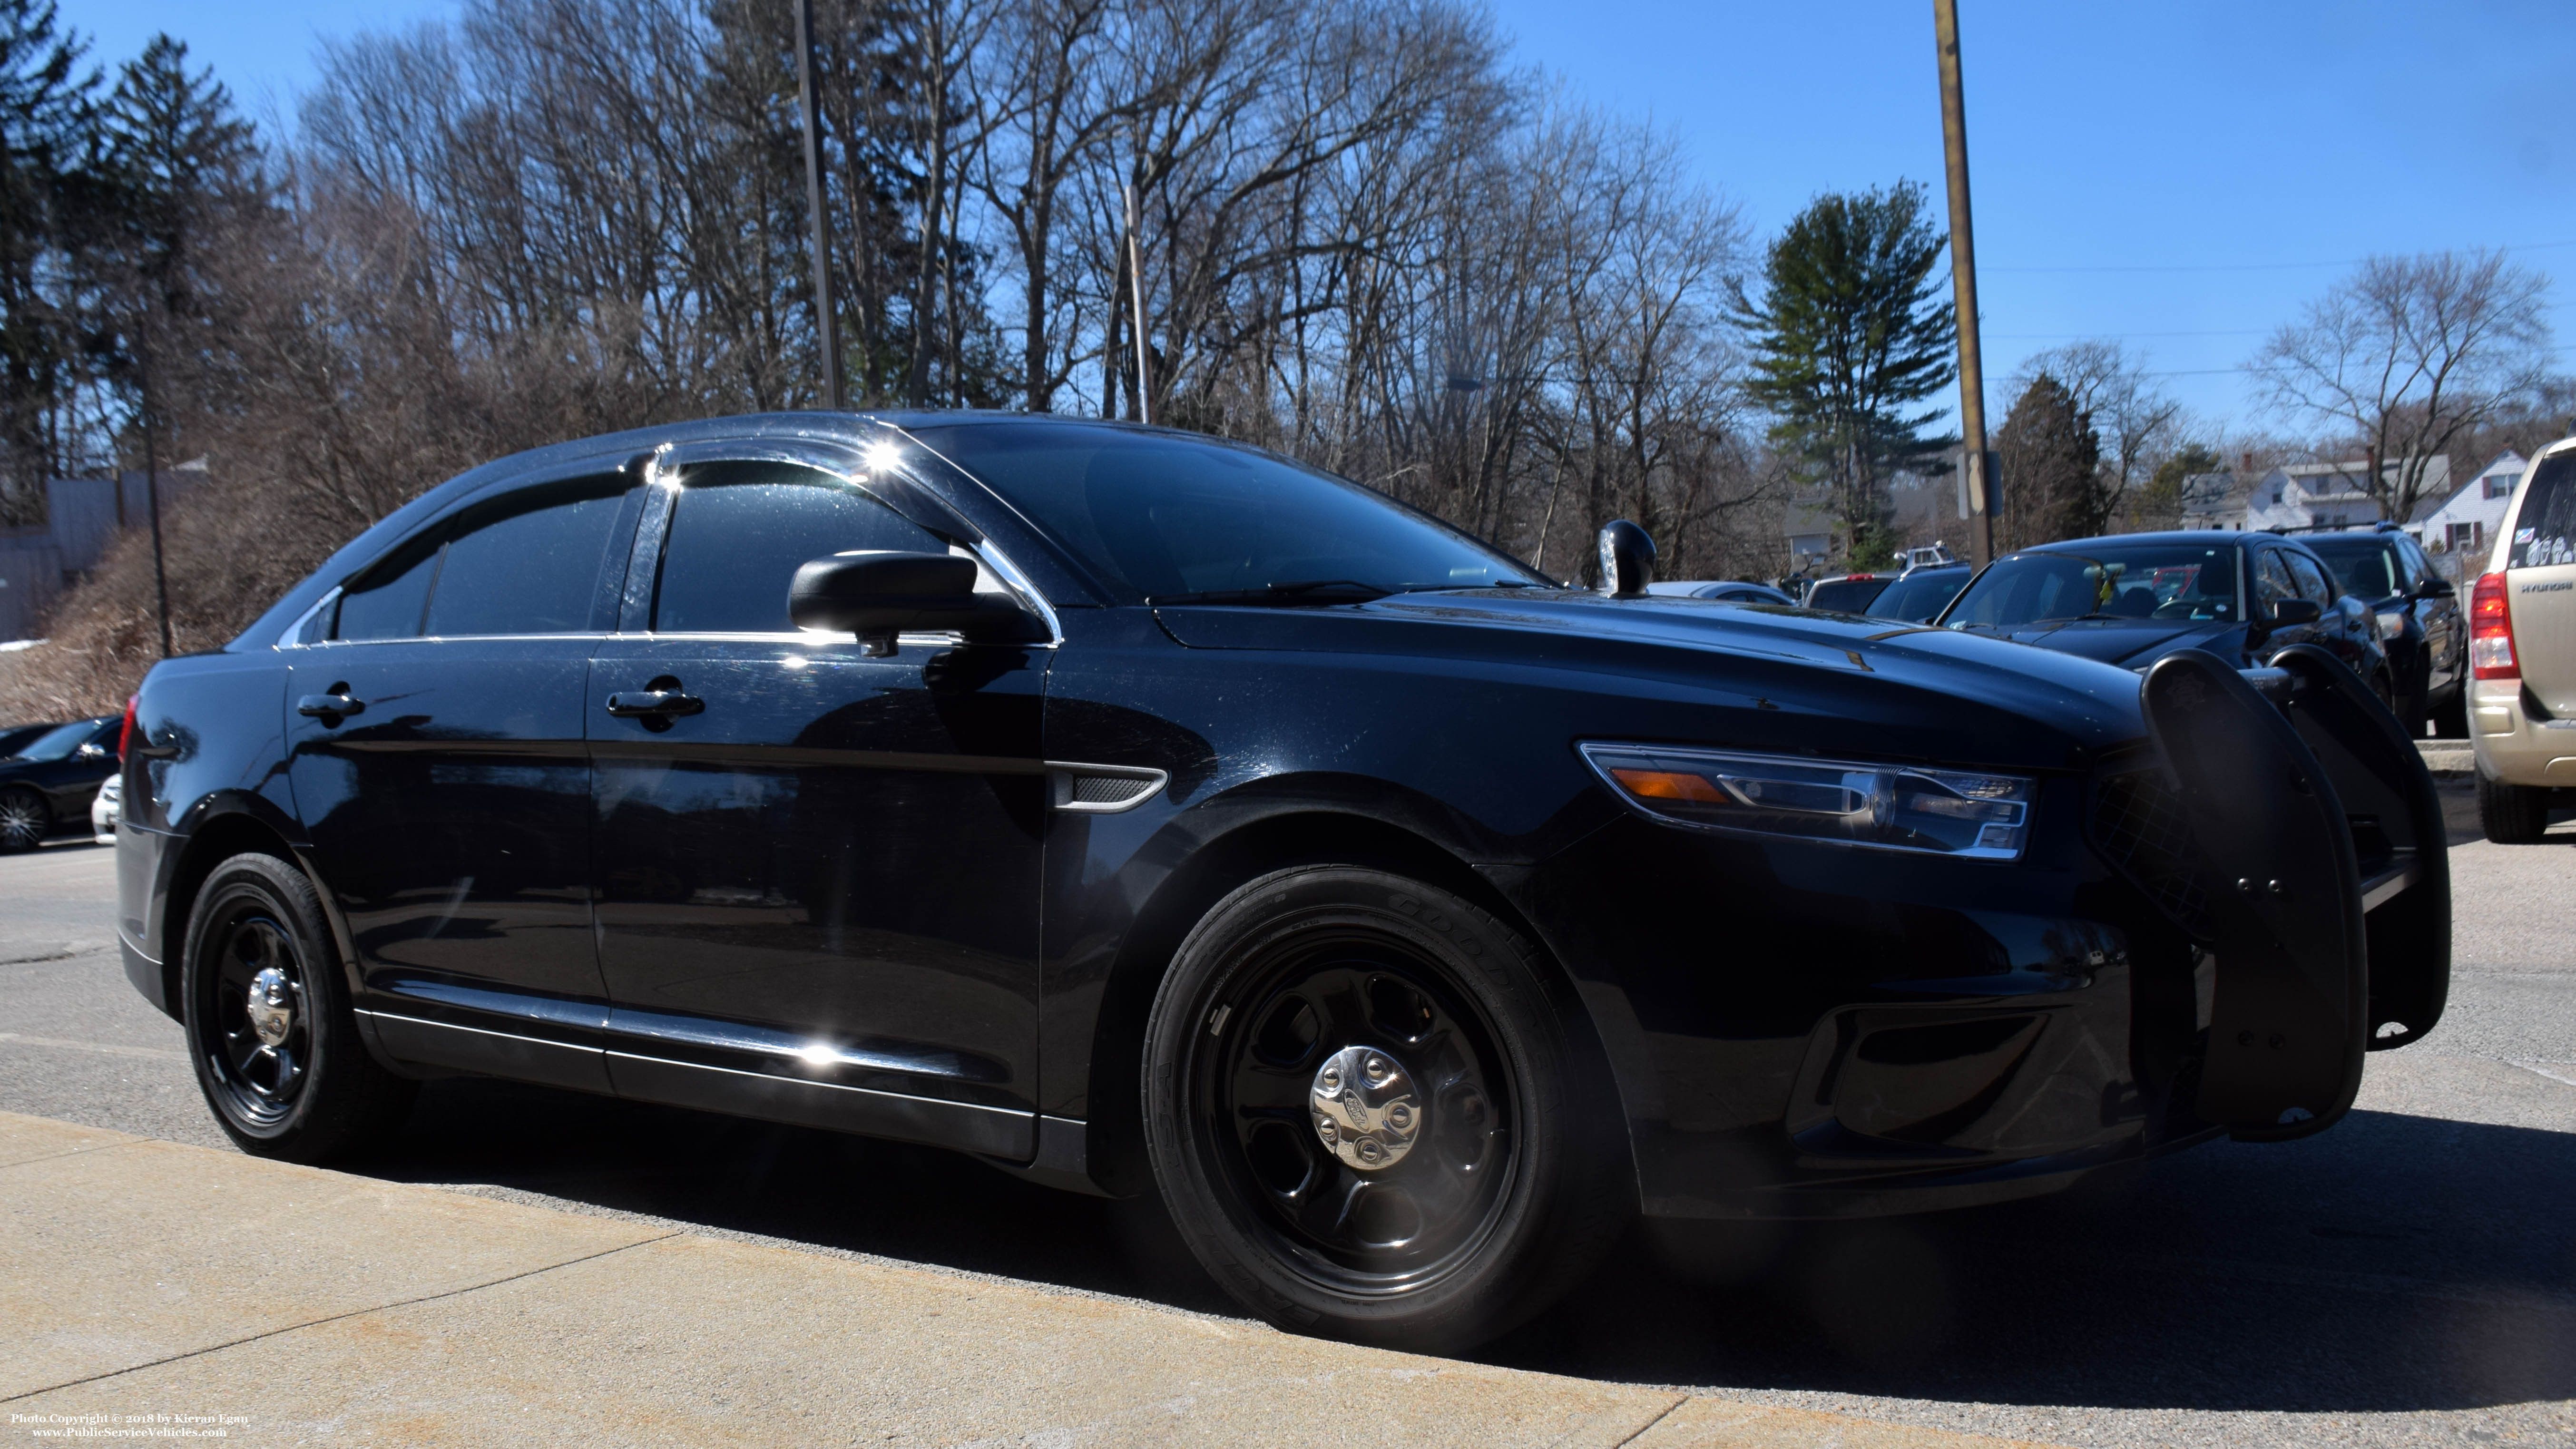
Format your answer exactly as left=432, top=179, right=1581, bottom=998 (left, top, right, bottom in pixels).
left=0, top=1113, right=2052, bottom=1448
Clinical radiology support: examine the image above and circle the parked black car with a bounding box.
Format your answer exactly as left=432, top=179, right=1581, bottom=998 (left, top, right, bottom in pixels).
left=118, top=414, right=2448, bottom=1351
left=2300, top=526, right=2465, bottom=736
left=1937, top=532, right=2391, bottom=698
left=0, top=715, right=122, bottom=851
left=1863, top=563, right=1975, bottom=624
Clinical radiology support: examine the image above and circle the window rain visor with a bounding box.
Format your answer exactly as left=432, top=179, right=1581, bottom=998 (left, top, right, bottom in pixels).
left=1578, top=743, right=2037, bottom=861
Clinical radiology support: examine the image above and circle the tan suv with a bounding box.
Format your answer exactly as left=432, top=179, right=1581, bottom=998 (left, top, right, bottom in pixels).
left=2470, top=436, right=2576, bottom=841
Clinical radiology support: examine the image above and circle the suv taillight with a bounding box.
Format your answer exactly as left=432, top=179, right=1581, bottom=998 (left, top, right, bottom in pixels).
left=118, top=694, right=138, bottom=762
left=2470, top=571, right=2518, bottom=680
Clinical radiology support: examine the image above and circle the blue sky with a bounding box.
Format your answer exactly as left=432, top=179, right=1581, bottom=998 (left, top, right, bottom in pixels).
left=60, top=0, right=2576, bottom=432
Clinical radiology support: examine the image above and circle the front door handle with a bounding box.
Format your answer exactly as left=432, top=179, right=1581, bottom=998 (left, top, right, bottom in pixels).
left=297, top=693, right=365, bottom=719
left=605, top=689, right=705, bottom=719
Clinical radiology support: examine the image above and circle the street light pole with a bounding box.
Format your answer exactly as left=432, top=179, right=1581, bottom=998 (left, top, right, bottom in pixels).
left=1933, top=0, right=1995, bottom=567
left=795, top=0, right=844, bottom=410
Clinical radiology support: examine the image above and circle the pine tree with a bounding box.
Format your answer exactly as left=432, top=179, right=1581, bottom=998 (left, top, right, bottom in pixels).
left=1732, top=182, right=1957, bottom=568
left=1994, top=372, right=2105, bottom=547
left=0, top=0, right=102, bottom=508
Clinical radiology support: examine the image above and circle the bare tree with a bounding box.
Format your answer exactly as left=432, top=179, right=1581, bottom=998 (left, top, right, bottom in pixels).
left=2007, top=338, right=2182, bottom=531
left=2251, top=249, right=2552, bottom=523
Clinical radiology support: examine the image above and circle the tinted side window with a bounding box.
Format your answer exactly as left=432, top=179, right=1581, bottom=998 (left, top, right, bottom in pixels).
left=335, top=535, right=443, bottom=642
left=2509, top=454, right=2576, bottom=568
left=424, top=484, right=631, bottom=637
left=2253, top=550, right=2297, bottom=603
left=654, top=463, right=943, bottom=634
left=2286, top=551, right=2334, bottom=602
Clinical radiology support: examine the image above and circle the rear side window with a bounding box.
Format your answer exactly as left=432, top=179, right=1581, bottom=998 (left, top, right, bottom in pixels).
left=425, top=484, right=631, bottom=637
left=653, top=462, right=942, bottom=634
left=2509, top=455, right=2576, bottom=568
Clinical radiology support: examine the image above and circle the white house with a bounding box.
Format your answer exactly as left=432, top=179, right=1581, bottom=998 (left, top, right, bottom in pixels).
left=2408, top=450, right=2524, bottom=563
left=2179, top=470, right=2248, bottom=530
left=2241, top=457, right=2451, bottom=532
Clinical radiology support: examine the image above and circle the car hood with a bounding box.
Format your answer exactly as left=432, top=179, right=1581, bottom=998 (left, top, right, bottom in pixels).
left=1151, top=589, right=2154, bottom=774
left=1959, top=617, right=2242, bottom=669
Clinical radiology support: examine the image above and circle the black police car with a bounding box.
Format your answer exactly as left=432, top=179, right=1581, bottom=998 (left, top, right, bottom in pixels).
left=118, top=414, right=2448, bottom=1351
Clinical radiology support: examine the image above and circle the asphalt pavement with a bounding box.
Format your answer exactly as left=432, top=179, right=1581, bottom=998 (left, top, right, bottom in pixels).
left=0, top=779, right=2568, bottom=1448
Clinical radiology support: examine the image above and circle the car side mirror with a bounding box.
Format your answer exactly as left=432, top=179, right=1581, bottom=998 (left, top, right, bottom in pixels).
left=76, top=743, right=107, bottom=759
left=2416, top=578, right=2456, bottom=601
left=2261, top=597, right=2323, bottom=627
left=787, top=551, right=1036, bottom=658
left=1597, top=519, right=1656, bottom=597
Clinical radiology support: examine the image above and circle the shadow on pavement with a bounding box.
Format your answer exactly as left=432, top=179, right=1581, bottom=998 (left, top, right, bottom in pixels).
left=347, top=1070, right=2575, bottom=1418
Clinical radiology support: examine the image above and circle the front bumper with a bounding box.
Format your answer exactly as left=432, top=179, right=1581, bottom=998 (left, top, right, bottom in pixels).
left=1503, top=645, right=2450, bottom=1220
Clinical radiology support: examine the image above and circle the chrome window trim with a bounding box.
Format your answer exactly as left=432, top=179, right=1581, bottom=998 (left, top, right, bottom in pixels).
left=274, top=587, right=343, bottom=649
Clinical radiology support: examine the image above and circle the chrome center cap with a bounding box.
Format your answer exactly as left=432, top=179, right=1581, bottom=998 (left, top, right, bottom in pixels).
left=245, top=967, right=295, bottom=1048
left=1311, top=1045, right=1421, bottom=1171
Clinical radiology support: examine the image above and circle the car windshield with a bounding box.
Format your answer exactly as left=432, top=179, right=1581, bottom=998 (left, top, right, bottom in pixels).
left=911, top=421, right=1545, bottom=604
left=15, top=719, right=108, bottom=761
left=2303, top=536, right=2402, bottom=597
left=1946, top=544, right=2239, bottom=627
left=1866, top=568, right=1971, bottom=622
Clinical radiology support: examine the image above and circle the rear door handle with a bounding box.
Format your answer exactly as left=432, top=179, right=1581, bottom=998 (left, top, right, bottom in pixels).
left=605, top=689, right=705, bottom=719
left=297, top=693, right=364, bottom=718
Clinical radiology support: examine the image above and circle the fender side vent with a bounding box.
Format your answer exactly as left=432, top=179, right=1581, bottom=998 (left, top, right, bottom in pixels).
left=1048, top=764, right=1168, bottom=814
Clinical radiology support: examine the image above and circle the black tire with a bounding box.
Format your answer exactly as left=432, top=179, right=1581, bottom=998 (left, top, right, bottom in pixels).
left=1142, top=866, right=1628, bottom=1352
left=2476, top=773, right=2552, bottom=844
left=0, top=785, right=48, bottom=852
left=181, top=852, right=416, bottom=1160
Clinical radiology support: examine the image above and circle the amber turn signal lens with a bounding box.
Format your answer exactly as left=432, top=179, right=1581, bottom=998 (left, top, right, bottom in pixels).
left=1609, top=768, right=1724, bottom=803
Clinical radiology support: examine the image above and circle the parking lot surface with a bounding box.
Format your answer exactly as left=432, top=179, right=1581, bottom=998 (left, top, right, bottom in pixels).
left=1, top=782, right=2568, bottom=1447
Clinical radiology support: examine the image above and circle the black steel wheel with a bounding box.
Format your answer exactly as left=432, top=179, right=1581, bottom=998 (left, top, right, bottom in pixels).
left=1144, top=866, right=1627, bottom=1351
left=0, top=786, right=47, bottom=852
left=181, top=852, right=415, bottom=1160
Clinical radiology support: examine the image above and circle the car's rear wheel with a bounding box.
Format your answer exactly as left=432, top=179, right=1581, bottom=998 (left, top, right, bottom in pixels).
left=1143, top=866, right=1627, bottom=1353
left=2476, top=773, right=2553, bottom=844
left=182, top=852, right=416, bottom=1160
left=0, top=786, right=48, bottom=852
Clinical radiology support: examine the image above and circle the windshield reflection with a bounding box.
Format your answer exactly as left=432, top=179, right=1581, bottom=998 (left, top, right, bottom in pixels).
left=1947, top=545, right=2239, bottom=628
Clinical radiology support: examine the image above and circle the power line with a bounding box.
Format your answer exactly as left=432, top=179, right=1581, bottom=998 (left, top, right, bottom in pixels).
left=1985, top=238, right=2576, bottom=276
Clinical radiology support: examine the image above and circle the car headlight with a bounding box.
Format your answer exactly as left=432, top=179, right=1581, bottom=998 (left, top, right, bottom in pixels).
left=2375, top=610, right=2407, bottom=640
left=1578, top=742, right=2036, bottom=861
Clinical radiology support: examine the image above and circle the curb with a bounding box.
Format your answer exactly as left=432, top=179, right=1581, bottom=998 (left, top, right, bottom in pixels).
left=0, top=1112, right=2057, bottom=1448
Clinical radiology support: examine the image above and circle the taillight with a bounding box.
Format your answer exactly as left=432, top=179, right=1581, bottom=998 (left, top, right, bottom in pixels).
left=2470, top=572, right=2518, bottom=680
left=118, top=694, right=138, bottom=762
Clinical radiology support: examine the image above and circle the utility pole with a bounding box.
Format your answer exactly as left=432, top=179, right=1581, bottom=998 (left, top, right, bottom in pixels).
left=1124, top=183, right=1151, bottom=425
left=795, top=0, right=844, bottom=410
left=1933, top=0, right=1995, bottom=567
left=136, top=316, right=173, bottom=658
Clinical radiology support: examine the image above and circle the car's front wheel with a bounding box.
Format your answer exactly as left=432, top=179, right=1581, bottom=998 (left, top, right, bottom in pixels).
left=2477, top=773, right=2554, bottom=844
left=0, top=786, right=48, bottom=852
left=1143, top=866, right=1627, bottom=1352
left=181, top=852, right=417, bottom=1160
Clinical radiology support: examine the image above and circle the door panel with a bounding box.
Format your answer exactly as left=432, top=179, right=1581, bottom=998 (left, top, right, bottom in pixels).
left=584, top=457, right=1049, bottom=1147
left=287, top=640, right=606, bottom=1020
left=588, top=639, right=1049, bottom=1129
